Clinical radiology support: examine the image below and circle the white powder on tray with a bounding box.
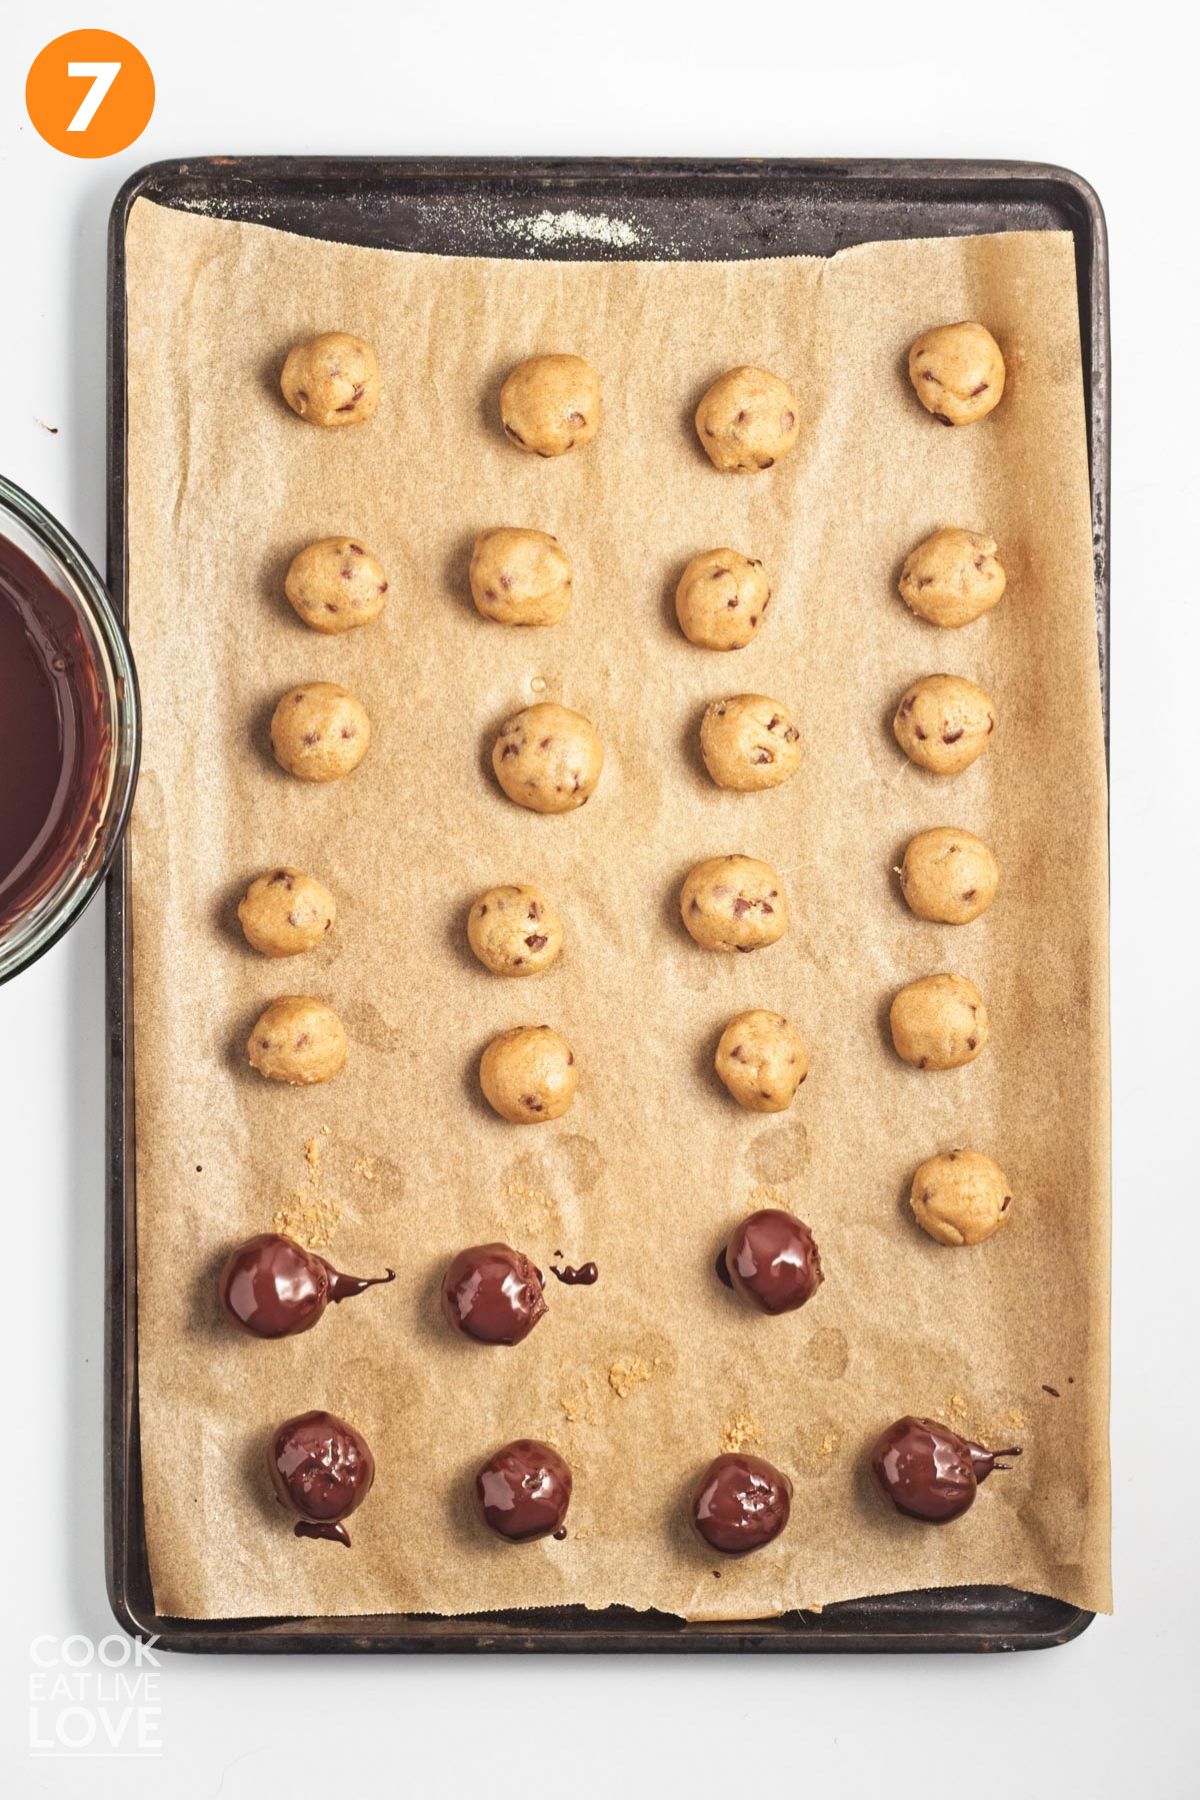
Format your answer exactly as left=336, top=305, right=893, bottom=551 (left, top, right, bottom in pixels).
left=501, top=208, right=642, bottom=249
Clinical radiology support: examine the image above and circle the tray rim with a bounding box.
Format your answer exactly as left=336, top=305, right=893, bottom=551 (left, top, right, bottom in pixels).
left=104, top=154, right=1109, bottom=1655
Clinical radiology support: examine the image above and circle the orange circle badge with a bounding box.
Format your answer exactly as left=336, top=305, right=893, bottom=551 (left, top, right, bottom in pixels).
left=26, top=30, right=154, bottom=159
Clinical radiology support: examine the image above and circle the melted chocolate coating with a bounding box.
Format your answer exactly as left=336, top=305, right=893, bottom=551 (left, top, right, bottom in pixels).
left=219, top=1233, right=394, bottom=1338
left=0, top=533, right=109, bottom=930
left=475, top=1439, right=572, bottom=1542
left=869, top=1415, right=1021, bottom=1523
left=268, top=1410, right=375, bottom=1546
left=550, top=1260, right=598, bottom=1285
left=441, top=1243, right=547, bottom=1345
left=691, top=1452, right=792, bottom=1555
left=724, top=1208, right=823, bottom=1314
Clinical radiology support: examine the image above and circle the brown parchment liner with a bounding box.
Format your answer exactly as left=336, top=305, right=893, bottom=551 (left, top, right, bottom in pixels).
left=124, top=199, right=1110, bottom=1620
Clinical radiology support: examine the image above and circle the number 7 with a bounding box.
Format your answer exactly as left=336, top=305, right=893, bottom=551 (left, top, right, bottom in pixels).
left=66, top=61, right=121, bottom=132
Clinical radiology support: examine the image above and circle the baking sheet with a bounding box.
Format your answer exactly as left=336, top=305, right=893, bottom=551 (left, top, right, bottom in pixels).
left=124, top=197, right=1110, bottom=1620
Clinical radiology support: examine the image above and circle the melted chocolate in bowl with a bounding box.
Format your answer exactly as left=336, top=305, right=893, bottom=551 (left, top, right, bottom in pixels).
left=0, top=533, right=110, bottom=931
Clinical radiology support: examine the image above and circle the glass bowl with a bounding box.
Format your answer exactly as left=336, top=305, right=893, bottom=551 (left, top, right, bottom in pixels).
left=0, top=474, right=140, bottom=984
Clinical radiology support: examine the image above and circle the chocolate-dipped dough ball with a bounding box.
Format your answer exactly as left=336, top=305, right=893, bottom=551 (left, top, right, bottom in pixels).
left=469, top=528, right=572, bottom=626
left=268, top=1410, right=376, bottom=1546
left=479, top=1025, right=578, bottom=1123
left=694, top=366, right=800, bottom=472
left=237, top=867, right=336, bottom=957
left=910, top=1150, right=1013, bottom=1247
left=899, top=527, right=1005, bottom=629
left=890, top=974, right=988, bottom=1071
left=247, top=995, right=348, bottom=1085
left=721, top=1208, right=823, bottom=1314
left=908, top=322, right=1005, bottom=427
left=284, top=537, right=388, bottom=634
left=675, top=549, right=771, bottom=650
left=869, top=1415, right=1020, bottom=1523
left=680, top=855, right=788, bottom=953
left=475, top=1439, right=572, bottom=1541
left=893, top=674, right=996, bottom=775
left=467, top=883, right=563, bottom=976
left=500, top=355, right=600, bottom=457
left=441, top=1243, right=547, bottom=1345
left=715, top=1010, right=809, bottom=1113
left=280, top=332, right=380, bottom=427
left=270, top=682, right=372, bottom=782
left=700, top=694, right=800, bottom=790
left=492, top=702, right=603, bottom=813
left=898, top=827, right=1000, bottom=925
left=219, top=1234, right=394, bottom=1337
left=691, top=1453, right=792, bottom=1555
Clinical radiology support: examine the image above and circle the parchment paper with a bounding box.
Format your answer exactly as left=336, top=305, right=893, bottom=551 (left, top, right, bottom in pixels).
left=124, top=198, right=1110, bottom=1620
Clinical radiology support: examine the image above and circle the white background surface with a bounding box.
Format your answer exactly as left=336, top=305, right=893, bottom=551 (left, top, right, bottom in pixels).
left=2, top=2, right=1198, bottom=1792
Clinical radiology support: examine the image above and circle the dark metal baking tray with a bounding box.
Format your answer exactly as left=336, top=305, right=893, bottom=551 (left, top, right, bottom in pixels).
left=106, top=157, right=1109, bottom=1654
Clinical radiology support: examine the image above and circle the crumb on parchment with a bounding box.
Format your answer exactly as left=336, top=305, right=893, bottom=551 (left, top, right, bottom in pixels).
left=559, top=1372, right=600, bottom=1427
left=720, top=1411, right=763, bottom=1454
left=607, top=1359, right=653, bottom=1398
left=274, top=1128, right=338, bottom=1246
left=943, top=1393, right=1030, bottom=1447
left=272, top=1192, right=341, bottom=1249
left=304, top=1125, right=330, bottom=1172
left=500, top=1176, right=561, bottom=1237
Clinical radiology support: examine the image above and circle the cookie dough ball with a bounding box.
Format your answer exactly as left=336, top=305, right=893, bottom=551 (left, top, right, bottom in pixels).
left=701, top=695, right=800, bottom=790
left=899, top=528, right=1006, bottom=629
left=247, top=996, right=347, bottom=1085
left=908, top=322, right=1005, bottom=427
left=468, top=884, right=563, bottom=976
left=492, top=702, right=603, bottom=813
left=695, top=366, right=800, bottom=472
left=899, top=828, right=1000, bottom=925
left=284, top=538, right=388, bottom=634
left=715, top=1010, right=809, bottom=1113
left=469, top=528, right=572, bottom=626
left=480, top=1025, right=578, bottom=1123
left=910, top=1149, right=1013, bottom=1246
left=280, top=332, right=379, bottom=427
left=271, top=683, right=371, bottom=782
left=893, top=674, right=996, bottom=775
left=238, top=868, right=337, bottom=957
left=499, top=354, right=600, bottom=457
left=890, top=973, right=988, bottom=1070
left=676, top=550, right=772, bottom=651
left=680, top=855, right=788, bottom=953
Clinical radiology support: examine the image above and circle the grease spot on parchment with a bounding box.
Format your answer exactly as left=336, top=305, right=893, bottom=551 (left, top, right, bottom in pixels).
left=344, top=1000, right=404, bottom=1053
left=805, top=1326, right=849, bottom=1381
left=335, top=1143, right=406, bottom=1201
left=499, top=1158, right=563, bottom=1239
left=497, top=1138, right=599, bottom=1234
left=748, top=1121, right=810, bottom=1182
left=557, top=1133, right=603, bottom=1195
